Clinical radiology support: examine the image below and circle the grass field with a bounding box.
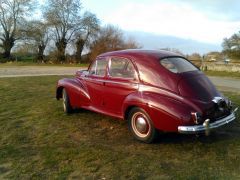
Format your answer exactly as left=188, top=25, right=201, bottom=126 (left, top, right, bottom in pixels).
left=0, top=76, right=240, bottom=179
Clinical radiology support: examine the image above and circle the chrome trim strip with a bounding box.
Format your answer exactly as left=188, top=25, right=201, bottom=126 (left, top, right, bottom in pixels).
left=178, top=107, right=238, bottom=134
left=138, top=84, right=184, bottom=100
left=83, top=77, right=139, bottom=87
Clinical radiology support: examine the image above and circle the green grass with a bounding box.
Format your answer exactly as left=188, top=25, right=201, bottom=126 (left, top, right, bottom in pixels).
left=0, top=76, right=240, bottom=179
left=204, top=70, right=240, bottom=78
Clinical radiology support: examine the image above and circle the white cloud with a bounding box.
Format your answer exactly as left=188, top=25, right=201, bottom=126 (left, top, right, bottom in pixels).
left=102, top=1, right=240, bottom=44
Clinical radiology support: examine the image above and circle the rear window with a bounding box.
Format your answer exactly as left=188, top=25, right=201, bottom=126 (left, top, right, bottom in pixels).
left=160, top=57, right=198, bottom=73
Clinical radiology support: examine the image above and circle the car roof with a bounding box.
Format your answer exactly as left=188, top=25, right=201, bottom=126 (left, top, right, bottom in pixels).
left=96, top=49, right=184, bottom=93
left=97, top=49, right=183, bottom=60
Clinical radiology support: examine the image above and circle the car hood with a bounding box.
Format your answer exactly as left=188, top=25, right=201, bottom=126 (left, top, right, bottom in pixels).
left=178, top=71, right=221, bottom=102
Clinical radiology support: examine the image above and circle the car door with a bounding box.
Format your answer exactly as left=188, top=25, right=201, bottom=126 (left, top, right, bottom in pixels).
left=84, top=58, right=108, bottom=110
left=103, top=57, right=139, bottom=115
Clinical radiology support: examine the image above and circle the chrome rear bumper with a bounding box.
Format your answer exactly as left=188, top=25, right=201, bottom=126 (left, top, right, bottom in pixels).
left=178, top=108, right=238, bottom=134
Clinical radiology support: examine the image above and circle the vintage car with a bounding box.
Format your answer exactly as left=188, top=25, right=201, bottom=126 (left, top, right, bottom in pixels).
left=56, top=50, right=238, bottom=143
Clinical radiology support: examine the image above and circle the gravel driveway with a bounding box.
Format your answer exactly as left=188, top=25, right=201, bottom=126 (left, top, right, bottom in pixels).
left=208, top=76, right=240, bottom=93
left=0, top=66, right=239, bottom=93
left=0, top=66, right=84, bottom=77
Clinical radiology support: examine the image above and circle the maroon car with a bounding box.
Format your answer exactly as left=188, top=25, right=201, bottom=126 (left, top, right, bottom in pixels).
left=56, top=50, right=238, bottom=143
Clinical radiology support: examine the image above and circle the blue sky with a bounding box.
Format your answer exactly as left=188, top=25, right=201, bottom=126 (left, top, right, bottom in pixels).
left=81, top=0, right=240, bottom=44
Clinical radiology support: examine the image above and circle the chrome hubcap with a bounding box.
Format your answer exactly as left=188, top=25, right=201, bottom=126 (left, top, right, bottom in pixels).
left=136, top=117, right=148, bottom=133
left=132, top=112, right=150, bottom=138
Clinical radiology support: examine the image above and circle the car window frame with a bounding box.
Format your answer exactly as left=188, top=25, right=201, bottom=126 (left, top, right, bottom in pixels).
left=108, top=56, right=138, bottom=81
left=88, top=58, right=109, bottom=77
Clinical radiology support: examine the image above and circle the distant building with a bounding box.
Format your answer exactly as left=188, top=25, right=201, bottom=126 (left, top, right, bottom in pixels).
left=205, top=51, right=224, bottom=62
left=224, top=58, right=230, bottom=64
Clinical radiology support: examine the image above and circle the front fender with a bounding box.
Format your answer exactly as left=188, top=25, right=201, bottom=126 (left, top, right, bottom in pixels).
left=56, top=78, right=90, bottom=108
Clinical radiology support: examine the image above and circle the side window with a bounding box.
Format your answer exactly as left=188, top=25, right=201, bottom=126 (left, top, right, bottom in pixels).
left=109, top=58, right=136, bottom=79
left=89, top=59, right=108, bottom=76
left=89, top=61, right=97, bottom=75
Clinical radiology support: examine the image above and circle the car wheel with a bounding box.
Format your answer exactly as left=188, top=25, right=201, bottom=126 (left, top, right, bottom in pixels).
left=128, top=107, right=158, bottom=143
left=62, top=88, right=73, bottom=114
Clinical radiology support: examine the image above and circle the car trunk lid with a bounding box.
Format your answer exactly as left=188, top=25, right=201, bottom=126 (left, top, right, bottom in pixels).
left=178, top=71, right=221, bottom=102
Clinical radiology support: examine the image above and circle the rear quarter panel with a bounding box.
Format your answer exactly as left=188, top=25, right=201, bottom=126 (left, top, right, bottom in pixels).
left=123, top=91, right=196, bottom=132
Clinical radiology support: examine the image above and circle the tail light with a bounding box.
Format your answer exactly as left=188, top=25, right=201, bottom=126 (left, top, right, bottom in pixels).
left=191, top=112, right=202, bottom=125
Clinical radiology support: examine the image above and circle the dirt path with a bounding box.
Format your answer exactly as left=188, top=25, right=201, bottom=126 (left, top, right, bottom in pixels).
left=208, top=76, right=240, bottom=93
left=0, top=66, right=85, bottom=77
left=0, top=66, right=239, bottom=93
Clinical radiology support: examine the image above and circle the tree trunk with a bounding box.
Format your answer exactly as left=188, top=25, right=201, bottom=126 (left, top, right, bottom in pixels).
left=56, top=39, right=67, bottom=62
left=75, top=38, right=85, bottom=63
left=2, top=36, right=15, bottom=59
left=3, top=50, right=11, bottom=59
left=37, top=44, right=46, bottom=62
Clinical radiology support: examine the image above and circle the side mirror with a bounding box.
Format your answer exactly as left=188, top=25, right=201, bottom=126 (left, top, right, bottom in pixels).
left=82, top=70, right=89, bottom=76
left=76, top=70, right=89, bottom=77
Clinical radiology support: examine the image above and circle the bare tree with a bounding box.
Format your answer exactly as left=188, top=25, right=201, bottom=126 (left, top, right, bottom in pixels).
left=44, top=0, right=83, bottom=62
left=188, top=53, right=201, bottom=61
left=24, top=20, right=49, bottom=62
left=89, top=25, right=141, bottom=61
left=0, top=0, right=33, bottom=59
left=74, top=11, right=99, bottom=63
left=159, top=48, right=184, bottom=56
left=222, top=32, right=240, bottom=59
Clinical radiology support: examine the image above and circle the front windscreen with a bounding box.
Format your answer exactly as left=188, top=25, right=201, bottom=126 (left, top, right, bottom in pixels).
left=160, top=57, right=198, bottom=73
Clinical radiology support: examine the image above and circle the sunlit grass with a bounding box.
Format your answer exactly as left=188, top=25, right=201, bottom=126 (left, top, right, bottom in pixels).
left=0, top=76, right=239, bottom=179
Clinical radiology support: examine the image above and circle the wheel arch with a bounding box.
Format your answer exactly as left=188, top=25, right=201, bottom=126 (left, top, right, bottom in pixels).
left=56, top=78, right=90, bottom=108
left=56, top=86, right=64, bottom=100
left=122, top=92, right=151, bottom=120
left=124, top=105, right=138, bottom=120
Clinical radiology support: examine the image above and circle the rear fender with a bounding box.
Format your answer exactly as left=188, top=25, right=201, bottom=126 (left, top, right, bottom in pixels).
left=123, top=91, right=195, bottom=132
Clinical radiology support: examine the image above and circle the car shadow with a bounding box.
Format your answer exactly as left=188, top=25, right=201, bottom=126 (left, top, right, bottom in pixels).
left=70, top=108, right=240, bottom=145
left=155, top=122, right=240, bottom=144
